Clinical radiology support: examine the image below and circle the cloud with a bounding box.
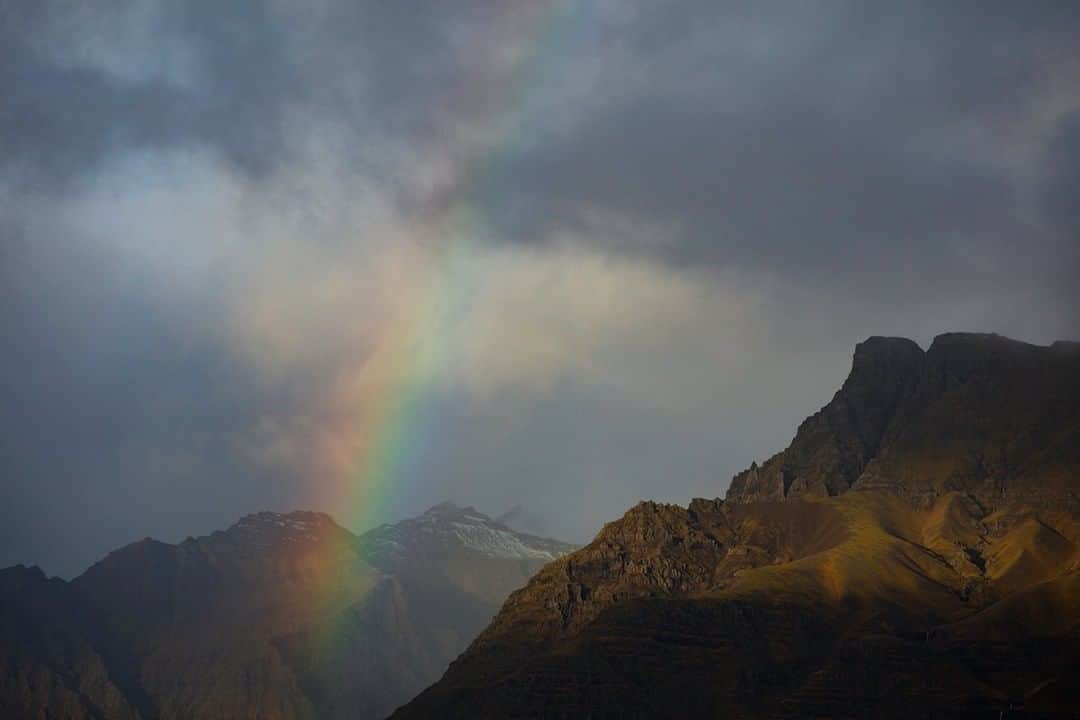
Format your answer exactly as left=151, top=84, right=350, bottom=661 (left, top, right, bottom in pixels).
left=473, top=4, right=1080, bottom=293
left=2, top=0, right=1079, bottom=576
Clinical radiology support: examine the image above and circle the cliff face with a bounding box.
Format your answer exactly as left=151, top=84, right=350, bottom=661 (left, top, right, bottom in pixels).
left=395, top=334, right=1080, bottom=719
left=728, top=336, right=925, bottom=502
left=727, top=333, right=1080, bottom=509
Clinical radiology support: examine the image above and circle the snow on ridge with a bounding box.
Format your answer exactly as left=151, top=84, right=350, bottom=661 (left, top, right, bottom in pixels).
left=362, top=505, right=576, bottom=561
left=232, top=511, right=333, bottom=542
left=450, top=522, right=560, bottom=560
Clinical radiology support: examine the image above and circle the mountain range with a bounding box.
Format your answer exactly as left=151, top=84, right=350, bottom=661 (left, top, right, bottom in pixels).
left=395, top=333, right=1080, bottom=718
left=0, top=503, right=575, bottom=719
left=4, top=332, right=1078, bottom=718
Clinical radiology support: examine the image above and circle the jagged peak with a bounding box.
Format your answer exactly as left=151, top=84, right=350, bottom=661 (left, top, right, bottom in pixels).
left=845, top=335, right=924, bottom=382
left=495, top=505, right=551, bottom=536
left=364, top=503, right=576, bottom=561
left=727, top=334, right=926, bottom=503
left=227, top=511, right=342, bottom=543
left=234, top=510, right=336, bottom=526
left=728, top=330, right=1080, bottom=505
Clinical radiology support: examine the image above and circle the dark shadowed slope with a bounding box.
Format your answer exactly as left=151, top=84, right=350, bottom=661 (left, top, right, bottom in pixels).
left=395, top=334, right=1080, bottom=719
left=0, top=505, right=575, bottom=719
left=0, top=565, right=139, bottom=720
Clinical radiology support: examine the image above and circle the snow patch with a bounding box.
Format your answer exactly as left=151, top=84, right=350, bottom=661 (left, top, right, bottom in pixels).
left=450, top=522, right=558, bottom=560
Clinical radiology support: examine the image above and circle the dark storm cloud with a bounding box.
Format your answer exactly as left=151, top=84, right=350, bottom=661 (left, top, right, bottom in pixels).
left=6, top=0, right=1079, bottom=279
left=477, top=1, right=1080, bottom=297
left=1, top=3, right=248, bottom=180
left=0, top=0, right=472, bottom=182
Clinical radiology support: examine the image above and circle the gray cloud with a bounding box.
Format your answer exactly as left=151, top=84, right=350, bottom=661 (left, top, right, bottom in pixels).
left=479, top=3, right=1080, bottom=290
left=1045, top=110, right=1080, bottom=239
left=0, top=228, right=316, bottom=576
left=2, top=0, right=1079, bottom=577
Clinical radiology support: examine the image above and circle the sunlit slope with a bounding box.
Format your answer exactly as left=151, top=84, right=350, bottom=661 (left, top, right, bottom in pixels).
left=396, top=489, right=1080, bottom=718
left=395, top=334, right=1080, bottom=718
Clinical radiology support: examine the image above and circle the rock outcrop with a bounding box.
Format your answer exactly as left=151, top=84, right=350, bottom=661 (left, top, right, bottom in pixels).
left=728, top=336, right=924, bottom=502
left=395, top=334, right=1080, bottom=718
left=728, top=333, right=1080, bottom=510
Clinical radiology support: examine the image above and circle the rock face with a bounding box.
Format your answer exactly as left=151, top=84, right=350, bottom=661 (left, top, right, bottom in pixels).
left=727, top=332, right=1080, bottom=507
left=395, top=333, right=1080, bottom=719
left=728, top=336, right=925, bottom=502
left=0, top=505, right=574, bottom=720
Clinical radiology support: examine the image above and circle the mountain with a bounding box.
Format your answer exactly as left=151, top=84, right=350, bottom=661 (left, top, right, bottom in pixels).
left=494, top=505, right=551, bottom=537
left=0, top=504, right=575, bottom=719
left=395, top=333, right=1080, bottom=718
left=0, top=564, right=139, bottom=720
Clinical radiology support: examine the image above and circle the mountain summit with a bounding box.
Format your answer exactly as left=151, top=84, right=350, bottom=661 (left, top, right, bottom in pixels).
left=395, top=334, right=1080, bottom=718
left=728, top=332, right=1079, bottom=507
left=0, top=504, right=575, bottom=719
left=366, top=503, right=573, bottom=563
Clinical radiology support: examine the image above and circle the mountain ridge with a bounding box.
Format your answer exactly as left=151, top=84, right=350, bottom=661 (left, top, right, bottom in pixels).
left=394, top=332, right=1080, bottom=718
left=727, top=332, right=1080, bottom=508
left=0, top=503, right=576, bottom=719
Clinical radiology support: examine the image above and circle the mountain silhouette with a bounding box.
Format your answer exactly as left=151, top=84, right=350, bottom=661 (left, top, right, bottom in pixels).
left=0, top=505, right=575, bottom=719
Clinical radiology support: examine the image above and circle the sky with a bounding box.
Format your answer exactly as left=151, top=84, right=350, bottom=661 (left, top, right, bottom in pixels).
left=2, top=1, right=1079, bottom=577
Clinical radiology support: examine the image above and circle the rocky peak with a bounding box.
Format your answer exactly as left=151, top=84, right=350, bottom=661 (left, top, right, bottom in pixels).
left=495, top=505, right=549, bottom=536
left=727, top=332, right=1080, bottom=508
left=418, top=502, right=487, bottom=523
left=229, top=510, right=338, bottom=538
left=364, top=503, right=576, bottom=563
left=851, top=335, right=924, bottom=373
left=726, top=335, right=923, bottom=503
left=394, top=332, right=1080, bottom=720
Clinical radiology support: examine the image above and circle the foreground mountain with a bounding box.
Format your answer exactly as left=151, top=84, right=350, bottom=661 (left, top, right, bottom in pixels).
left=396, top=333, right=1080, bottom=718
left=0, top=504, right=574, bottom=719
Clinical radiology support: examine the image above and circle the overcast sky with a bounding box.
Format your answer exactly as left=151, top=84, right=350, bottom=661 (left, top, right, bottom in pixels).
left=2, top=1, right=1079, bottom=577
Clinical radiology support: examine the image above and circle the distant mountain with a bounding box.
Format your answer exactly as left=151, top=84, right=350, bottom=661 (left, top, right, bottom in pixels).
left=494, top=505, right=550, bottom=537
left=1, top=565, right=139, bottom=720
left=360, top=503, right=574, bottom=609
left=395, top=334, right=1080, bottom=718
left=0, top=504, right=575, bottom=719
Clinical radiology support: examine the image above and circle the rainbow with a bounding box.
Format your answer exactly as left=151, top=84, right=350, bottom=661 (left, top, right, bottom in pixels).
left=312, top=3, right=584, bottom=537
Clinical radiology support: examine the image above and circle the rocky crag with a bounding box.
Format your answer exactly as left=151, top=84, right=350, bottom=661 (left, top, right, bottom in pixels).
left=396, top=334, right=1080, bottom=718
